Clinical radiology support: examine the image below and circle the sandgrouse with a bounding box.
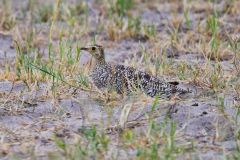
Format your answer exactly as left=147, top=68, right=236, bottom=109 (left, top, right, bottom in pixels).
left=80, top=44, right=190, bottom=98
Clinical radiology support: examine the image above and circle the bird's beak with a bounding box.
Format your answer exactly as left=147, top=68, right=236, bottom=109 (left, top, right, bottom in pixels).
left=80, top=47, right=88, bottom=51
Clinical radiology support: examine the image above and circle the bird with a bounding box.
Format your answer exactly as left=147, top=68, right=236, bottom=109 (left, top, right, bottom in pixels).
left=80, top=44, right=191, bottom=98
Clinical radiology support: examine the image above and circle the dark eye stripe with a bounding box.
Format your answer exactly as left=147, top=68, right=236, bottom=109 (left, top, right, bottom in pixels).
left=92, top=47, right=96, bottom=50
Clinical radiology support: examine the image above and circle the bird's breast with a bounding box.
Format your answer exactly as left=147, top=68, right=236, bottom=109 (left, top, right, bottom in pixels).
left=90, top=65, right=112, bottom=88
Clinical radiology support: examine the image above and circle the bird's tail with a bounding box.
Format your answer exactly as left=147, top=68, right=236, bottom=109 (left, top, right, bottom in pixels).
left=176, top=86, right=192, bottom=94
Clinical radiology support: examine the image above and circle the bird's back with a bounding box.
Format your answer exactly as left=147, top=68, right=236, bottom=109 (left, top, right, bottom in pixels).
left=113, top=64, right=189, bottom=97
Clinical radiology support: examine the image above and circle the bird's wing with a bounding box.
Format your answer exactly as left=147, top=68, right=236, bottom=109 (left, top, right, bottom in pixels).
left=112, top=64, right=189, bottom=97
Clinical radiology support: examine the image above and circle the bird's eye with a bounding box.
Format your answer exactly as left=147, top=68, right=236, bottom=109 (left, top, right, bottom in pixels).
left=92, top=47, right=96, bottom=51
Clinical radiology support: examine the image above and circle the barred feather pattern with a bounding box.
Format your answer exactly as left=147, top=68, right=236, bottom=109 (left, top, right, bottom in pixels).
left=90, top=62, right=190, bottom=98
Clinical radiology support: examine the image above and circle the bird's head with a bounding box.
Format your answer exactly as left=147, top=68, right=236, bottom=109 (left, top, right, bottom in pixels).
left=80, top=44, right=105, bottom=63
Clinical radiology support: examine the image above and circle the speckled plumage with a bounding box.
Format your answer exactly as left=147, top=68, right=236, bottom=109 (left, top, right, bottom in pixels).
left=81, top=44, right=190, bottom=98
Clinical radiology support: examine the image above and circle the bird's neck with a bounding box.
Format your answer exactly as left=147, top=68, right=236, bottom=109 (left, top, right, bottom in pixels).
left=91, top=58, right=106, bottom=70
left=91, top=50, right=106, bottom=68
left=96, top=58, right=106, bottom=65
left=96, top=49, right=106, bottom=65
left=98, top=49, right=106, bottom=65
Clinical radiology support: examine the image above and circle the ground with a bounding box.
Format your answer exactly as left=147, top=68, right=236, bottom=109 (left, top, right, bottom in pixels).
left=0, top=0, right=240, bottom=159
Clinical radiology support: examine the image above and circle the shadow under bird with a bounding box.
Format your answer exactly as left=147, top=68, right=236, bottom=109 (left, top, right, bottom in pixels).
left=80, top=44, right=191, bottom=98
